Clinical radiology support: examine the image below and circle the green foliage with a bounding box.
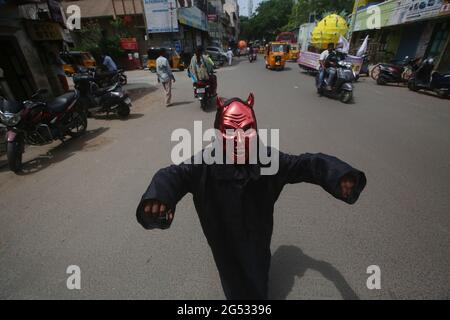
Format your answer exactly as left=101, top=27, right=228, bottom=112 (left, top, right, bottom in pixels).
left=286, top=0, right=354, bottom=29
left=74, top=21, right=102, bottom=53
left=240, top=0, right=295, bottom=41
left=73, top=18, right=128, bottom=60
left=240, top=0, right=354, bottom=41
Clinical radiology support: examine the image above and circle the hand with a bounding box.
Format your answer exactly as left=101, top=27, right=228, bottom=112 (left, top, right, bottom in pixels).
left=340, top=174, right=356, bottom=199
left=143, top=199, right=174, bottom=223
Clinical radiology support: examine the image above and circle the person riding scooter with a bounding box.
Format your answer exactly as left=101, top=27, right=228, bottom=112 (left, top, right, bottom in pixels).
left=318, top=43, right=334, bottom=89
left=189, top=47, right=217, bottom=96
left=324, top=43, right=346, bottom=90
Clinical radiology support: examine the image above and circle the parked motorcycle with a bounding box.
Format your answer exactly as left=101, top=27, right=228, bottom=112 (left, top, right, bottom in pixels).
left=88, top=68, right=128, bottom=88
left=316, top=61, right=355, bottom=103
left=408, top=58, right=450, bottom=99
left=0, top=89, right=87, bottom=172
left=371, top=56, right=419, bottom=85
left=73, top=71, right=132, bottom=118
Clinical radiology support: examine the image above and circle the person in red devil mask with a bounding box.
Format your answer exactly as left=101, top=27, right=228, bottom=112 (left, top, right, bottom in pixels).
left=136, top=94, right=366, bottom=300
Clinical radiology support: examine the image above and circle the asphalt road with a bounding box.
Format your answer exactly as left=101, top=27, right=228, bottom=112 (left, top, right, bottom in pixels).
left=0, top=56, right=449, bottom=299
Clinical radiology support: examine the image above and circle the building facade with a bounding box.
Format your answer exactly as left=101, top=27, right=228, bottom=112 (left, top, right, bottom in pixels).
left=62, top=0, right=210, bottom=67
left=207, top=0, right=239, bottom=49
left=0, top=0, right=70, bottom=100
left=350, top=0, right=450, bottom=71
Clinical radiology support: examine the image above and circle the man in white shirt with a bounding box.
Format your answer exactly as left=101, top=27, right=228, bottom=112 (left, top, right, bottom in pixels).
left=156, top=49, right=175, bottom=107
left=318, top=43, right=334, bottom=89
left=226, top=48, right=234, bottom=66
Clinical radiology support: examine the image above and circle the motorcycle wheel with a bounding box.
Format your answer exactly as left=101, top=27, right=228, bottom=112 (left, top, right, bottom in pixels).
left=67, top=110, right=88, bottom=138
left=340, top=91, right=353, bottom=104
left=7, top=140, right=23, bottom=173
left=119, top=75, right=128, bottom=86
left=200, top=98, right=208, bottom=111
left=436, top=89, right=449, bottom=99
left=117, top=103, right=131, bottom=118
left=408, top=80, right=418, bottom=92
left=377, top=77, right=386, bottom=85
left=371, top=65, right=381, bottom=80
left=317, top=87, right=324, bottom=96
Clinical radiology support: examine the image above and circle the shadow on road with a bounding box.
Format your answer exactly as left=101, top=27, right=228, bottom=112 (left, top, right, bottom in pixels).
left=93, top=113, right=145, bottom=121
left=269, top=245, right=359, bottom=300
left=408, top=89, right=449, bottom=100
left=125, top=83, right=158, bottom=102
left=169, top=101, right=194, bottom=107
left=4, top=127, right=110, bottom=175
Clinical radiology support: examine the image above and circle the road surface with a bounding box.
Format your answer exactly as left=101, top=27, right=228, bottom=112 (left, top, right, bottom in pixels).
left=0, top=57, right=449, bottom=299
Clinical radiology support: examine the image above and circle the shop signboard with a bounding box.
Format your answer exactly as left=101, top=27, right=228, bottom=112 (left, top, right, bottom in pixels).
left=120, top=38, right=139, bottom=51
left=353, top=0, right=450, bottom=32
left=208, top=14, right=218, bottom=22
left=177, top=6, right=208, bottom=31
left=143, top=0, right=179, bottom=33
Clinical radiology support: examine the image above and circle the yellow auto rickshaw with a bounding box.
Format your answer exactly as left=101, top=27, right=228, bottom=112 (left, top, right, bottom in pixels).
left=265, top=42, right=288, bottom=70
left=287, top=44, right=299, bottom=61
left=60, top=51, right=96, bottom=76
left=147, top=47, right=185, bottom=73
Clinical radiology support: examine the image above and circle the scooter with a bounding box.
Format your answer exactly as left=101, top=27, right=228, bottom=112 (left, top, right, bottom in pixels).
left=73, top=70, right=132, bottom=118
left=95, top=69, right=127, bottom=87
left=193, top=80, right=212, bottom=111
left=248, top=52, right=257, bottom=63
left=0, top=89, right=87, bottom=172
left=371, top=56, right=419, bottom=85
left=408, top=58, right=450, bottom=99
left=316, top=61, right=355, bottom=104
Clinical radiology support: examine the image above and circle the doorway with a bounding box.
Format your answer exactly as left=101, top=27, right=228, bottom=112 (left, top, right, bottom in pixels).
left=0, top=37, right=35, bottom=100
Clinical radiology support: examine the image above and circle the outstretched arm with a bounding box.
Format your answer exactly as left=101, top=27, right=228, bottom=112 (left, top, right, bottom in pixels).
left=136, top=163, right=198, bottom=230
left=279, top=152, right=366, bottom=204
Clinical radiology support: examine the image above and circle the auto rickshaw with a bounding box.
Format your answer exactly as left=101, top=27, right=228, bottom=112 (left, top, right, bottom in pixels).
left=287, top=44, right=300, bottom=61
left=147, top=47, right=185, bottom=73
left=60, top=51, right=96, bottom=76
left=265, top=42, right=288, bottom=70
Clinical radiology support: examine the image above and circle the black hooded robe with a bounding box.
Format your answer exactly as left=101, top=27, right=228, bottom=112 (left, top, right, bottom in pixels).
left=136, top=151, right=366, bottom=300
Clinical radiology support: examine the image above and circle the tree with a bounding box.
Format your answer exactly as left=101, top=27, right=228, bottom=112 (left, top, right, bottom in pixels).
left=285, top=0, right=354, bottom=30
left=239, top=0, right=294, bottom=41
left=73, top=19, right=127, bottom=60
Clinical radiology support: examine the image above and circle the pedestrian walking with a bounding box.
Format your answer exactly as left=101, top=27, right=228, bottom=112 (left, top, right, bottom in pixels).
left=156, top=48, right=176, bottom=107
left=226, top=48, right=233, bottom=66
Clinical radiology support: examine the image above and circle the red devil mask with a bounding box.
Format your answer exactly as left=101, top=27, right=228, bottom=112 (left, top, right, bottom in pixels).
left=215, top=93, right=257, bottom=163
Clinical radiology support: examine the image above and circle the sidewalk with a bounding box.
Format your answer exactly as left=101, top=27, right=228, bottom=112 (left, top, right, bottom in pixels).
left=0, top=70, right=158, bottom=169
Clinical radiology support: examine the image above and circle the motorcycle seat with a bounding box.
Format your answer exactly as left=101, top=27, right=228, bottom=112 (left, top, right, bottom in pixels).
left=95, top=84, right=118, bottom=96
left=46, top=91, right=77, bottom=113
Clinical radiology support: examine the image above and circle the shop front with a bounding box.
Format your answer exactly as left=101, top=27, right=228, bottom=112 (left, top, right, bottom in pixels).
left=0, top=2, right=68, bottom=100
left=143, top=0, right=208, bottom=64
left=351, top=0, right=450, bottom=69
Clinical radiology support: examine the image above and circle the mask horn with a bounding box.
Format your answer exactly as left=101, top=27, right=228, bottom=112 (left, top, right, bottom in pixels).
left=247, top=93, right=255, bottom=108
left=217, top=96, right=225, bottom=110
